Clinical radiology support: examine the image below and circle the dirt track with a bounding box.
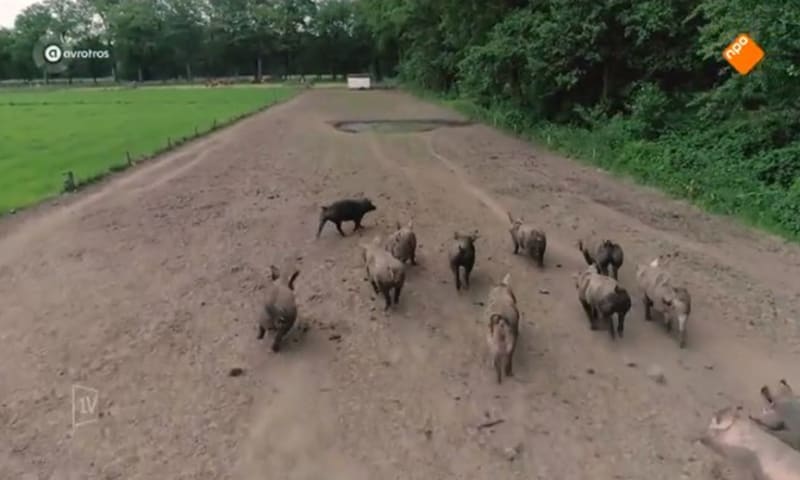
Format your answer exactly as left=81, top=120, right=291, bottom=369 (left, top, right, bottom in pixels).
left=2, top=89, right=800, bottom=480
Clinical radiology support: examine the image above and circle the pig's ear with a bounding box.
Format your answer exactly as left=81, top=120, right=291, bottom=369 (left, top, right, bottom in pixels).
left=779, top=379, right=793, bottom=395
left=269, top=265, right=280, bottom=280
left=710, top=407, right=736, bottom=431
left=761, top=385, right=775, bottom=404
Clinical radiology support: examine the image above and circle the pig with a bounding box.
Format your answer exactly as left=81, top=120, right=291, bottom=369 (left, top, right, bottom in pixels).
left=507, top=212, right=547, bottom=267
left=700, top=406, right=800, bottom=480
left=750, top=380, right=800, bottom=451
left=448, top=231, right=478, bottom=291
left=360, top=236, right=406, bottom=310
left=577, top=236, right=624, bottom=280
left=316, top=197, right=377, bottom=238
left=485, top=273, right=520, bottom=383
left=575, top=264, right=631, bottom=340
left=636, top=257, right=692, bottom=348
left=384, top=220, right=417, bottom=265
left=257, top=264, right=300, bottom=352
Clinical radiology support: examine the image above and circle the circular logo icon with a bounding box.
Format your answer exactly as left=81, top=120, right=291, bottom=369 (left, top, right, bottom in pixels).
left=33, top=35, right=70, bottom=74
left=43, top=43, right=63, bottom=64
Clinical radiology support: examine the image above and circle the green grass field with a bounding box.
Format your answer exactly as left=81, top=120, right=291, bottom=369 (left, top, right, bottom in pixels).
left=0, top=86, right=297, bottom=212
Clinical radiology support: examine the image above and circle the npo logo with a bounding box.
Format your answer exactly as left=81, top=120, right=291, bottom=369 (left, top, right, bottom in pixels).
left=33, top=35, right=110, bottom=74
left=722, top=33, right=765, bottom=75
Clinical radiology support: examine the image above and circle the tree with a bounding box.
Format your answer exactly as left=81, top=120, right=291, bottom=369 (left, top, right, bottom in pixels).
left=0, top=28, right=17, bottom=79
left=163, top=0, right=209, bottom=80
left=109, top=0, right=165, bottom=81
left=0, top=0, right=384, bottom=82
left=12, top=3, right=54, bottom=81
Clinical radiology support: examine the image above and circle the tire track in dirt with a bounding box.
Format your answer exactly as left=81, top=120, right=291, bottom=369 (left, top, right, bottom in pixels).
left=0, top=98, right=302, bottom=266
left=367, top=111, right=799, bottom=478
left=2, top=89, right=798, bottom=480
left=430, top=126, right=800, bottom=331
left=359, top=121, right=731, bottom=479
left=421, top=125, right=738, bottom=404
left=425, top=135, right=513, bottom=222
left=428, top=123, right=800, bottom=416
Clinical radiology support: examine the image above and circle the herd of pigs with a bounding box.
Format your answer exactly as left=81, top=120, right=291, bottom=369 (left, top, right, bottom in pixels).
left=256, top=197, right=800, bottom=479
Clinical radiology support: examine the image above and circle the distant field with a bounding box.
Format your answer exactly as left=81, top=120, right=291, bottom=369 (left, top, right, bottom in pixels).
left=0, top=86, right=297, bottom=212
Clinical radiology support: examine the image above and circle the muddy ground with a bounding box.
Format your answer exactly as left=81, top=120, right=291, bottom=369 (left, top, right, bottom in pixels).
left=2, top=89, right=800, bottom=480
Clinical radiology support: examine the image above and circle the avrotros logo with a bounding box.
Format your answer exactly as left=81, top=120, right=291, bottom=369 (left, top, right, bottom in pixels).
left=43, top=43, right=64, bottom=63
left=33, top=35, right=110, bottom=74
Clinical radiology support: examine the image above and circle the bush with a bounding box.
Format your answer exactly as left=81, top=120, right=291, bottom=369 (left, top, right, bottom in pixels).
left=424, top=89, right=800, bottom=240
left=626, top=83, right=671, bottom=139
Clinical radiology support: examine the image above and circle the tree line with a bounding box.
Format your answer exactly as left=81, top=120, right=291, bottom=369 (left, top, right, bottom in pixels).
left=356, top=0, right=800, bottom=237
left=0, top=0, right=384, bottom=83
left=2, top=0, right=799, bottom=234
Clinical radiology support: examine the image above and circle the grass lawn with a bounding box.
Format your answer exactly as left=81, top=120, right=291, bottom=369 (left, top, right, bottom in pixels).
left=0, top=86, right=297, bottom=212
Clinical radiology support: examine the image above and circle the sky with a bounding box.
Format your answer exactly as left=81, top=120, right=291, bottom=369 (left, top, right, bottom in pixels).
left=0, top=0, right=38, bottom=29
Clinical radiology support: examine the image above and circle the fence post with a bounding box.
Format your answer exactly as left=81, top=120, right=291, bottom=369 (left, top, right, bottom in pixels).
left=63, top=171, right=76, bottom=193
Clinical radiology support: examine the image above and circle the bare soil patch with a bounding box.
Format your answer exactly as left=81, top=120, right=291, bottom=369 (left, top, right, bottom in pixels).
left=2, top=89, right=799, bottom=480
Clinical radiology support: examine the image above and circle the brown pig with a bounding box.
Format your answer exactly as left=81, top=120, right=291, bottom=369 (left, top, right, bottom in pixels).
left=575, top=264, right=631, bottom=340
left=384, top=220, right=417, bottom=265
left=700, top=406, right=800, bottom=480
left=751, top=379, right=800, bottom=450
left=507, top=212, right=547, bottom=267
left=361, top=236, right=406, bottom=311
left=448, top=231, right=478, bottom=291
left=485, top=273, right=520, bottom=384
left=577, top=236, right=624, bottom=280
left=636, top=256, right=692, bottom=348
left=258, top=263, right=300, bottom=352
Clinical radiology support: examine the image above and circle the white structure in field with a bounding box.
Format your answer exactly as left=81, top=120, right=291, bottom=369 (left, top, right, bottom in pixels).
left=347, top=74, right=371, bottom=90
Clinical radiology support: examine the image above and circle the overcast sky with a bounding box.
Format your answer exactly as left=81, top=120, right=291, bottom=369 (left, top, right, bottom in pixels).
left=0, top=0, right=38, bottom=29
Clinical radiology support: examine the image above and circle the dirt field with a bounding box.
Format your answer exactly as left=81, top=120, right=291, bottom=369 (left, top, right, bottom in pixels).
left=2, top=89, right=800, bottom=480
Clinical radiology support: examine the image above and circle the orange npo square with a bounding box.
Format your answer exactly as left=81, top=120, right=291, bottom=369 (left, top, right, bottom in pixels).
left=723, top=33, right=764, bottom=75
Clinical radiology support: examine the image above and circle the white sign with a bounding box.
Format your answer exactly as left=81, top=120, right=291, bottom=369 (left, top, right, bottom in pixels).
left=347, top=75, right=371, bottom=90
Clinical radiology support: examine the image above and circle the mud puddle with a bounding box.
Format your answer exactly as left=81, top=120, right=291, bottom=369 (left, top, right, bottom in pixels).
left=332, top=119, right=472, bottom=134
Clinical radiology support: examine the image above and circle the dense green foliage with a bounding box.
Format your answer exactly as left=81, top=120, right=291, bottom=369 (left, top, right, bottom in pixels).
left=0, top=0, right=377, bottom=82
left=0, top=86, right=295, bottom=211
left=360, top=0, right=800, bottom=239
left=1, top=0, right=799, bottom=238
